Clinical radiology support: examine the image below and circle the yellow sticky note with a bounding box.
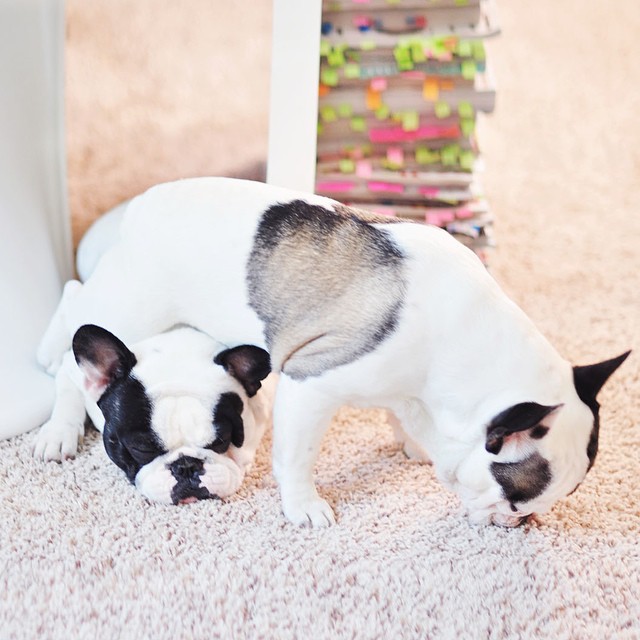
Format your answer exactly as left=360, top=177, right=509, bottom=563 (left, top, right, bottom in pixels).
left=327, top=48, right=345, bottom=67
left=402, top=111, right=419, bottom=132
left=338, top=103, right=353, bottom=118
left=320, top=106, right=337, bottom=123
left=320, top=40, right=331, bottom=57
left=351, top=117, right=366, bottom=132
left=375, top=104, right=390, bottom=120
left=457, top=40, right=472, bottom=58
left=339, top=158, right=355, bottom=173
left=423, top=78, right=439, bottom=101
left=361, top=40, right=376, bottom=51
left=411, top=42, right=426, bottom=63
left=458, top=101, right=474, bottom=118
left=344, top=63, right=360, bottom=79
left=366, top=87, right=382, bottom=110
left=321, top=68, right=339, bottom=87
left=434, top=101, right=451, bottom=119
left=460, top=151, right=475, bottom=170
left=461, top=60, right=476, bottom=80
left=460, top=118, right=475, bottom=136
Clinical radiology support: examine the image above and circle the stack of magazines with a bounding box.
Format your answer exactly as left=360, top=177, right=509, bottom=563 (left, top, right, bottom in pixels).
left=316, top=0, right=500, bottom=260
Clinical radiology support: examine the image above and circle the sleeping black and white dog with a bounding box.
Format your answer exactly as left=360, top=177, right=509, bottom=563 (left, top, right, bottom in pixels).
left=36, top=177, right=630, bottom=526
left=34, top=318, right=273, bottom=505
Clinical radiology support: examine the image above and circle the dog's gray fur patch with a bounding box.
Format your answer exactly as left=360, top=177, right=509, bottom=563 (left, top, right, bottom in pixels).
left=490, top=452, right=552, bottom=505
left=246, top=200, right=406, bottom=380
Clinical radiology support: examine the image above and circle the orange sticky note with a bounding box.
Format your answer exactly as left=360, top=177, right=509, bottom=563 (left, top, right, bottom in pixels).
left=366, top=87, right=382, bottom=110
left=423, top=78, right=439, bottom=101
left=440, top=79, right=454, bottom=91
left=319, top=84, right=331, bottom=97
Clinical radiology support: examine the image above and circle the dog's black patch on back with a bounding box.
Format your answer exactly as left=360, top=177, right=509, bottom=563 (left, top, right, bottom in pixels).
left=491, top=452, right=551, bottom=506
left=246, top=200, right=406, bottom=379
left=99, top=375, right=165, bottom=483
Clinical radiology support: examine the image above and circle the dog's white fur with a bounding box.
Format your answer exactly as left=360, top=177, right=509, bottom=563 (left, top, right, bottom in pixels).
left=35, top=323, right=273, bottom=504
left=36, top=178, right=608, bottom=527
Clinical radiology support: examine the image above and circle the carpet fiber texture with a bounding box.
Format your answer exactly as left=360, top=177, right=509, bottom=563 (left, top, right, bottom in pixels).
left=1, top=1, right=638, bottom=638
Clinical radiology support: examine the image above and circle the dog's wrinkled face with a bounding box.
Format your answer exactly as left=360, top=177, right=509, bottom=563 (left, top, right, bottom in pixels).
left=454, top=352, right=630, bottom=526
left=72, top=325, right=270, bottom=504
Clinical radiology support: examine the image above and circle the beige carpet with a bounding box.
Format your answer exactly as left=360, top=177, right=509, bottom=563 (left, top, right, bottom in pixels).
left=2, top=1, right=639, bottom=638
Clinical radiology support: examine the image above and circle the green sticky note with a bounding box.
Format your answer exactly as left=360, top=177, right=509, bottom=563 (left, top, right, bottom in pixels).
left=327, top=48, right=345, bottom=67
left=339, top=158, right=355, bottom=173
left=375, top=104, right=390, bottom=120
left=317, top=122, right=323, bottom=136
left=472, top=40, right=486, bottom=61
left=394, top=46, right=413, bottom=71
left=455, top=0, right=469, bottom=5
left=461, top=60, right=477, bottom=80
left=416, top=147, right=439, bottom=164
left=338, top=103, right=353, bottom=118
left=435, top=101, right=451, bottom=119
left=460, top=150, right=475, bottom=170
left=457, top=40, right=472, bottom=58
left=350, top=116, right=366, bottom=132
left=320, top=106, right=337, bottom=123
left=402, top=111, right=419, bottom=131
left=321, top=68, right=339, bottom=87
left=441, top=145, right=459, bottom=166
left=361, top=40, right=376, bottom=51
left=460, top=118, right=475, bottom=136
left=344, top=63, right=360, bottom=79
left=458, top=101, right=474, bottom=118
left=320, top=40, right=331, bottom=57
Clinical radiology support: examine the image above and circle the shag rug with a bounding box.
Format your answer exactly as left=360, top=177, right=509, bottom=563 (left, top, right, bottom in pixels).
left=1, top=1, right=638, bottom=638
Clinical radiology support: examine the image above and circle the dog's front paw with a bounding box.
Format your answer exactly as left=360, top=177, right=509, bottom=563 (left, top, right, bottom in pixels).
left=32, top=420, right=83, bottom=462
left=282, top=493, right=336, bottom=528
left=201, top=457, right=244, bottom=498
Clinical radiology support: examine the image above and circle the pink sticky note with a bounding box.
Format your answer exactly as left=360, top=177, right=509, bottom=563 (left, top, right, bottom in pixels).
left=439, top=210, right=456, bottom=224
left=419, top=186, right=439, bottom=197
left=425, top=212, right=442, bottom=226
left=456, top=207, right=474, bottom=219
left=387, top=147, right=404, bottom=165
left=368, top=181, right=404, bottom=194
left=356, top=160, right=373, bottom=177
left=370, top=77, right=388, bottom=92
left=316, top=181, right=355, bottom=193
left=353, top=0, right=371, bottom=4
left=372, top=207, right=396, bottom=217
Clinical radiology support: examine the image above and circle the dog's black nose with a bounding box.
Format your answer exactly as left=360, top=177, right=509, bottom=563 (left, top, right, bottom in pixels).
left=169, top=455, right=205, bottom=482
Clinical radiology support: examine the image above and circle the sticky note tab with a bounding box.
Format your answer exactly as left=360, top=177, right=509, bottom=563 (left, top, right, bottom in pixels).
left=316, top=181, right=355, bottom=193
left=458, top=102, right=474, bottom=118
left=473, top=41, right=486, bottom=61
left=320, top=40, right=331, bottom=57
left=344, top=63, right=361, bottom=79
left=320, top=106, right=337, bottom=123
left=318, top=84, right=331, bottom=98
left=321, top=68, right=339, bottom=87
left=370, top=77, right=388, bottom=92
left=402, top=111, right=419, bottom=132
left=416, top=147, right=439, bottom=164
left=434, top=101, right=451, bottom=119
left=441, top=145, right=459, bottom=166
left=459, top=150, right=475, bottom=170
left=356, top=160, right=373, bottom=177
left=457, top=40, right=472, bottom=58
left=460, top=118, right=475, bottom=136
left=350, top=116, right=367, bottom=132
left=375, top=104, right=390, bottom=120
left=423, top=78, right=439, bottom=101
left=338, top=103, right=353, bottom=118
left=327, top=48, right=345, bottom=67
left=361, top=40, right=376, bottom=51
left=366, top=87, right=382, bottom=110
left=411, top=42, right=426, bottom=63
left=394, top=46, right=413, bottom=71
left=368, top=181, right=404, bottom=194
left=440, top=79, right=454, bottom=91
left=387, top=147, right=404, bottom=167
left=339, top=158, right=355, bottom=173
left=461, top=60, right=477, bottom=80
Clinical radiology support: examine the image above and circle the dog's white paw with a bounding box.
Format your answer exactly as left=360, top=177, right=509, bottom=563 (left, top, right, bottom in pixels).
left=201, top=458, right=244, bottom=498
left=33, top=420, right=83, bottom=462
left=282, top=495, right=336, bottom=528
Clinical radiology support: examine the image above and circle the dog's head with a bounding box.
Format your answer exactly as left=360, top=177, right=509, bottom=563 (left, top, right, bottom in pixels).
left=72, top=324, right=271, bottom=505
left=454, top=351, right=630, bottom=527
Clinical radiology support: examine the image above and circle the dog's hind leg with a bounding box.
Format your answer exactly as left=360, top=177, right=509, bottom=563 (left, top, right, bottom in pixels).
left=386, top=404, right=432, bottom=463
left=272, top=374, right=341, bottom=528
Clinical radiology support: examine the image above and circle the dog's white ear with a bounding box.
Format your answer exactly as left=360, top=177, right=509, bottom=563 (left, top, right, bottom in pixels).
left=214, top=345, right=271, bottom=397
left=485, top=402, right=563, bottom=455
left=72, top=324, right=137, bottom=400
left=573, top=351, right=631, bottom=406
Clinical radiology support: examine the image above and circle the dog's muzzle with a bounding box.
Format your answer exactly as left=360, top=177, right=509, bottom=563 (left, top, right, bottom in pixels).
left=169, top=455, right=218, bottom=505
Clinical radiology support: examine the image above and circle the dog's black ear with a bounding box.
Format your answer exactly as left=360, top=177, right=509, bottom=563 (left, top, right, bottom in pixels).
left=210, top=392, right=245, bottom=451
left=573, top=351, right=631, bottom=406
left=72, top=324, right=137, bottom=400
left=214, top=345, right=271, bottom=397
left=485, top=402, right=562, bottom=455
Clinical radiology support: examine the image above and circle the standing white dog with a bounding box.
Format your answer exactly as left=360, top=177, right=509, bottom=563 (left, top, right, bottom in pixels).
left=37, top=178, right=629, bottom=527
